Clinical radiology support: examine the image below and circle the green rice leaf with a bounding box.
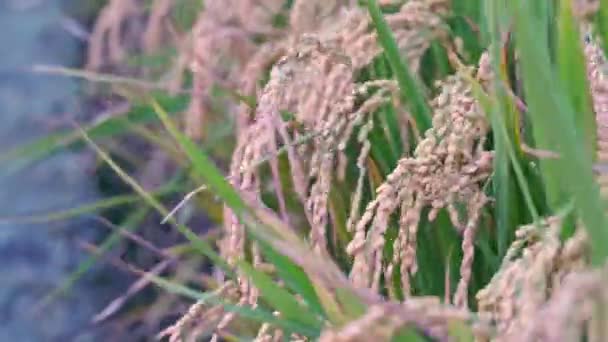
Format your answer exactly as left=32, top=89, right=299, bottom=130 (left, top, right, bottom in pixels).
left=258, top=239, right=326, bottom=319
left=0, top=184, right=178, bottom=224
left=145, top=272, right=318, bottom=337
left=366, top=0, right=432, bottom=134
left=508, top=0, right=608, bottom=265
left=78, top=127, right=231, bottom=272
left=39, top=206, right=149, bottom=308
left=150, top=98, right=248, bottom=217
left=238, top=262, right=323, bottom=332
left=557, top=0, right=596, bottom=156
left=0, top=93, right=188, bottom=173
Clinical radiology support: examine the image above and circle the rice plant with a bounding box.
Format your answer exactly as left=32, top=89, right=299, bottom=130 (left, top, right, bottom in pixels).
left=8, top=0, right=608, bottom=340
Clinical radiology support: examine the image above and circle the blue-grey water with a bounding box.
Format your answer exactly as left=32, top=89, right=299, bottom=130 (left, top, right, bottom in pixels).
left=0, top=1, right=124, bottom=340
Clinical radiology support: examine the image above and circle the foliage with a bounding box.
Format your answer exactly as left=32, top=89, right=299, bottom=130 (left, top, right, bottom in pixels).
left=7, top=0, right=608, bottom=340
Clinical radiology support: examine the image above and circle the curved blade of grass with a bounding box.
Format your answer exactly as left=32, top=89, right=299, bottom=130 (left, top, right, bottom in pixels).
left=31, top=65, right=175, bottom=90
left=151, top=97, right=330, bottom=324
left=329, top=183, right=353, bottom=266
left=258, top=239, right=326, bottom=319
left=490, top=97, right=522, bottom=256
left=333, top=287, right=367, bottom=320
left=487, top=0, right=514, bottom=257
left=238, top=262, right=323, bottom=331
left=392, top=328, right=427, bottom=342
left=146, top=271, right=318, bottom=337
left=66, top=151, right=319, bottom=338
left=466, top=74, right=539, bottom=223
left=556, top=0, right=597, bottom=239
left=0, top=184, right=178, bottom=224
left=484, top=0, right=530, bottom=257
left=149, top=98, right=248, bottom=217
left=0, top=93, right=188, bottom=173
left=134, top=265, right=318, bottom=337
left=447, top=320, right=475, bottom=342
left=509, top=0, right=608, bottom=265
left=372, top=56, right=403, bottom=159
left=366, top=0, right=432, bottom=134
left=78, top=127, right=231, bottom=272
left=150, top=98, right=377, bottom=332
left=557, top=0, right=596, bottom=156
left=365, top=55, right=400, bottom=172
left=368, top=124, right=394, bottom=174
left=129, top=124, right=184, bottom=158
left=508, top=2, right=565, bottom=212
left=310, top=281, right=348, bottom=325
left=19, top=174, right=182, bottom=307
left=248, top=206, right=379, bottom=329
left=38, top=206, right=149, bottom=309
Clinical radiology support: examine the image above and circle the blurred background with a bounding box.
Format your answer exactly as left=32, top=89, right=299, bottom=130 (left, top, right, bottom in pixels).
left=0, top=0, right=127, bottom=340
left=0, top=0, right=215, bottom=340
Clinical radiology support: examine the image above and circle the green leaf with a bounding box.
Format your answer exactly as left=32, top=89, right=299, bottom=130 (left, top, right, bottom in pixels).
left=0, top=93, right=188, bottom=174
left=508, top=0, right=608, bottom=265
left=391, top=328, right=427, bottom=342
left=258, top=239, right=326, bottom=319
left=484, top=0, right=532, bottom=257
left=365, top=0, right=432, bottom=134
left=0, top=184, right=178, bottom=224
left=466, top=71, right=539, bottom=223
left=334, top=287, right=367, bottom=319
left=447, top=320, right=476, bottom=342
left=557, top=0, right=596, bottom=158
left=144, top=271, right=319, bottom=337
left=150, top=97, right=343, bottom=335
left=78, top=127, right=232, bottom=272
left=372, top=56, right=403, bottom=160
left=238, top=262, right=323, bottom=332
left=556, top=0, right=597, bottom=239
left=150, top=98, right=249, bottom=217
left=39, top=206, right=149, bottom=308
